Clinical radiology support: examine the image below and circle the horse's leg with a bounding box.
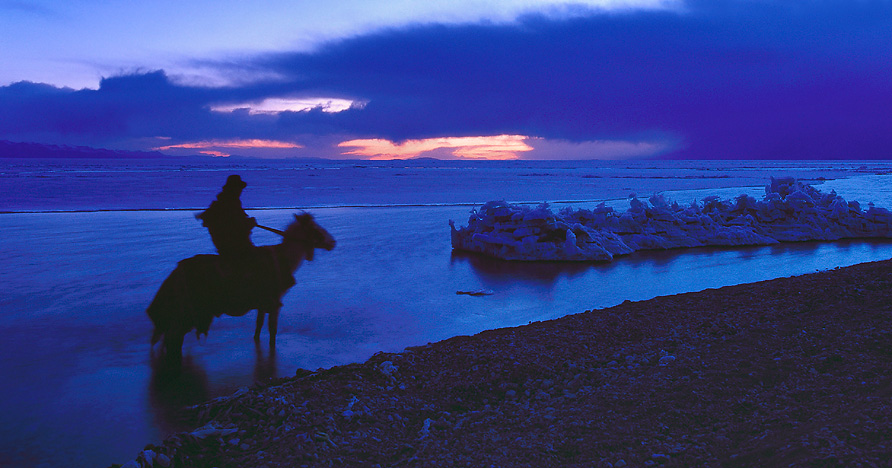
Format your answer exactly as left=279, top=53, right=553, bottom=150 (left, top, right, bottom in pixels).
left=163, top=331, right=185, bottom=365
left=150, top=327, right=163, bottom=346
left=267, top=308, right=279, bottom=347
left=254, top=310, right=265, bottom=343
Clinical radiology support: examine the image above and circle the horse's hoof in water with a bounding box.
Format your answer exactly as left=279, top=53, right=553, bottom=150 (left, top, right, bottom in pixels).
left=253, top=334, right=261, bottom=343
left=150, top=328, right=162, bottom=345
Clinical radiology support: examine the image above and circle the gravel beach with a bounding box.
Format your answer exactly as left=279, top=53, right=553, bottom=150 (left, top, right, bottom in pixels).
left=116, top=258, right=892, bottom=467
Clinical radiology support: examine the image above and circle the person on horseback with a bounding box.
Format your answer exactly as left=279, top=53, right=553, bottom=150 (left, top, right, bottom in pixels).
left=197, top=175, right=257, bottom=260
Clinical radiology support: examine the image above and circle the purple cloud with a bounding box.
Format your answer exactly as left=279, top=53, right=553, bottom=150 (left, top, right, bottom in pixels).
left=2, top=0, right=891, bottom=159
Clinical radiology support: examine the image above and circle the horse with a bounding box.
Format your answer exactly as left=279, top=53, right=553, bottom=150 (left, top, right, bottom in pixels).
left=147, top=213, right=335, bottom=362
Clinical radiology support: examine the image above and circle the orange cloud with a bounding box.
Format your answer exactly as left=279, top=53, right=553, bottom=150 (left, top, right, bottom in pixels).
left=155, top=139, right=303, bottom=157
left=197, top=150, right=230, bottom=157
left=338, top=135, right=533, bottom=160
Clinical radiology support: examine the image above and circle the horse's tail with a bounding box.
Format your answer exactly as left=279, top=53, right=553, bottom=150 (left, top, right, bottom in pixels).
left=146, top=255, right=222, bottom=347
left=146, top=265, right=187, bottom=345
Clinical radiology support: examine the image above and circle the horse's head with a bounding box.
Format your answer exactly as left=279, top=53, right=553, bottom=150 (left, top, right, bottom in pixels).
left=282, top=213, right=336, bottom=261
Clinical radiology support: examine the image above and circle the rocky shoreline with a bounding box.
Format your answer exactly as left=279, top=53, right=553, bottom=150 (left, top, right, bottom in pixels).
left=116, top=258, right=892, bottom=467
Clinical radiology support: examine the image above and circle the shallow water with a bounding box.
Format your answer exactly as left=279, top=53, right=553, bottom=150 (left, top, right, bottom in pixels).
left=3, top=209, right=892, bottom=466
left=2, top=159, right=892, bottom=466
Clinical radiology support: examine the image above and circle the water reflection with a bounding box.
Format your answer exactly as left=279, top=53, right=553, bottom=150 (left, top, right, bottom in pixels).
left=450, top=250, right=594, bottom=286
left=147, top=353, right=209, bottom=436
left=459, top=240, right=892, bottom=280
left=452, top=239, right=892, bottom=319
left=253, top=343, right=278, bottom=384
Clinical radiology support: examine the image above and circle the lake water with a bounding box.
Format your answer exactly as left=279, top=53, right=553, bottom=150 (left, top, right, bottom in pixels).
left=2, top=158, right=892, bottom=467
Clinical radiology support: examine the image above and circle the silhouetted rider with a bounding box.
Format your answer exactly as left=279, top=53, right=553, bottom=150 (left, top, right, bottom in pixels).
left=197, top=175, right=257, bottom=259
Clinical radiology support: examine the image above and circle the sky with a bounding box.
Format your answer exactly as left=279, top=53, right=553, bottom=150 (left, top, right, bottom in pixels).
left=1, top=0, right=891, bottom=160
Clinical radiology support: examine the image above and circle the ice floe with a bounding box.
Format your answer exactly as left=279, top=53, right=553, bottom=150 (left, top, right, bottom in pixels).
left=449, top=177, right=892, bottom=262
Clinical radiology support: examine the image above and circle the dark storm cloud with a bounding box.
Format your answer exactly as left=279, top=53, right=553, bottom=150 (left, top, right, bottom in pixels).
left=2, top=0, right=891, bottom=158
left=0, top=72, right=284, bottom=146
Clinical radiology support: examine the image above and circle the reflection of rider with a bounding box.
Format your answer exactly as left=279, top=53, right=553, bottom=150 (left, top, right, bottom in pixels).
left=196, top=175, right=257, bottom=259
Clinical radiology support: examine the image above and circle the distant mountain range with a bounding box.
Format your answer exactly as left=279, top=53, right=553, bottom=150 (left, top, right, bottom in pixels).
left=0, top=140, right=171, bottom=159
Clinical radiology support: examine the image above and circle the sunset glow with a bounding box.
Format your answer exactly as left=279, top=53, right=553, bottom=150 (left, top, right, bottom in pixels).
left=4, top=1, right=891, bottom=160
left=338, top=135, right=533, bottom=160
left=156, top=139, right=303, bottom=157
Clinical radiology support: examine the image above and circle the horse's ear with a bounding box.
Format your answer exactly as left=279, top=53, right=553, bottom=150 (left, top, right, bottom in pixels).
left=292, top=212, right=313, bottom=226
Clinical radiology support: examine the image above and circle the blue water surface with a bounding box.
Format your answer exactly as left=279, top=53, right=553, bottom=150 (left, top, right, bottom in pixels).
left=2, top=158, right=892, bottom=467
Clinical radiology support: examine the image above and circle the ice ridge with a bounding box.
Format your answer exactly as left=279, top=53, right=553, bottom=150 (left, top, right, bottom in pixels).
left=449, top=177, right=892, bottom=262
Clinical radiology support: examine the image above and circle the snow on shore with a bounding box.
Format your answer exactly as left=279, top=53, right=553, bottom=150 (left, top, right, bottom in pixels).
left=450, top=177, right=892, bottom=261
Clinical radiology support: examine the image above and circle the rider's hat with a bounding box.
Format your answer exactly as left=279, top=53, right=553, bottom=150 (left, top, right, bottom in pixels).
left=223, top=175, right=247, bottom=191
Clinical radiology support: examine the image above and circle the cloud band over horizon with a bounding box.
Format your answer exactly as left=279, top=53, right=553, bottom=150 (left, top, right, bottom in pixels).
left=1, top=0, right=891, bottom=160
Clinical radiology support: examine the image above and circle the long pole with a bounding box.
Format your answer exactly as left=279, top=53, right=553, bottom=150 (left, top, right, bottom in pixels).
left=256, top=224, right=285, bottom=236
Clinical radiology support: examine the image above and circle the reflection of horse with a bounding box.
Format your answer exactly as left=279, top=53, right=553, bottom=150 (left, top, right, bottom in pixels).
left=147, top=213, right=335, bottom=362
left=148, top=353, right=209, bottom=434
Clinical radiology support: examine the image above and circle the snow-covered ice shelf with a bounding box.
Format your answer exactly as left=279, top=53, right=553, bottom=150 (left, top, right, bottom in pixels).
left=449, top=177, right=892, bottom=262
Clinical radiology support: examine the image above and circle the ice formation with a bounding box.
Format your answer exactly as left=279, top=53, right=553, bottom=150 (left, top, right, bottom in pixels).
left=449, top=177, right=892, bottom=262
